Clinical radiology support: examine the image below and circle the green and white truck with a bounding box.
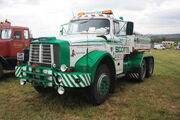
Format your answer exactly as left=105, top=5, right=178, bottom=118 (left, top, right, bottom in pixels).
left=15, top=10, right=154, bottom=105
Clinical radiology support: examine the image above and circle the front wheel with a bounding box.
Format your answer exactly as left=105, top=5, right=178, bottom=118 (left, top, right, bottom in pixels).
left=89, top=64, right=110, bottom=105
left=0, top=63, right=3, bottom=79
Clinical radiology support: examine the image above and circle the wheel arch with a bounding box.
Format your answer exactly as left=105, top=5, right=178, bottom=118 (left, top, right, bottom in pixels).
left=75, top=50, right=116, bottom=85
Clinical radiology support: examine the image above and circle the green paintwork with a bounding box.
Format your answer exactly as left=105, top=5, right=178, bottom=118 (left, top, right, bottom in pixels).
left=75, top=50, right=114, bottom=83
left=123, top=52, right=153, bottom=73
left=31, top=37, right=70, bottom=67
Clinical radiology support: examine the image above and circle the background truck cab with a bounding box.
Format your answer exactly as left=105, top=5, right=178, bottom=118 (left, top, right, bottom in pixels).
left=0, top=19, right=31, bottom=78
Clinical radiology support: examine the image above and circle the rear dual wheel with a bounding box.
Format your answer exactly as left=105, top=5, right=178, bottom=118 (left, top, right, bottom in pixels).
left=146, top=58, right=154, bottom=78
left=138, top=59, right=147, bottom=82
left=138, top=58, right=154, bottom=82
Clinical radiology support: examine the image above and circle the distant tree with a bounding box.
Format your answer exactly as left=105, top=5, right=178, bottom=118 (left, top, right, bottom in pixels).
left=162, top=37, right=166, bottom=41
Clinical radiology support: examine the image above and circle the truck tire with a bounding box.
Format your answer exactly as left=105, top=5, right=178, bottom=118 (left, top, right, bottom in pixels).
left=146, top=58, right=154, bottom=78
left=89, top=64, right=110, bottom=105
left=138, top=59, right=146, bottom=82
left=0, top=63, right=3, bottom=78
left=33, top=86, right=54, bottom=94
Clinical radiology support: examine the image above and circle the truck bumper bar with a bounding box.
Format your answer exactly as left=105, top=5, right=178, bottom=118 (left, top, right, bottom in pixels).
left=15, top=65, right=91, bottom=88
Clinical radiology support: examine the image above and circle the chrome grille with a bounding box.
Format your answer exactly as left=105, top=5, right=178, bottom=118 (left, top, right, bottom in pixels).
left=29, top=44, right=54, bottom=65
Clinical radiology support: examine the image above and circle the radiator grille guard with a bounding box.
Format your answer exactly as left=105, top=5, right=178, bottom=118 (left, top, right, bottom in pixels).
left=29, top=44, right=54, bottom=65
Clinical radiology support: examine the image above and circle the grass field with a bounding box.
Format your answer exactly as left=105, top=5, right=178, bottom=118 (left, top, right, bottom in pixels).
left=0, top=50, right=179, bottom=120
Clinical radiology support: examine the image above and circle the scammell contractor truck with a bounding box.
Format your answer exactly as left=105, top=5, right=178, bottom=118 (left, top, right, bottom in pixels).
left=0, top=19, right=31, bottom=78
left=15, top=10, right=154, bottom=105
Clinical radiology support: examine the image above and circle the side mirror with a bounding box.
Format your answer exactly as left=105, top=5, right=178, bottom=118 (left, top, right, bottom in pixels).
left=60, top=29, right=63, bottom=35
left=126, top=22, right=134, bottom=35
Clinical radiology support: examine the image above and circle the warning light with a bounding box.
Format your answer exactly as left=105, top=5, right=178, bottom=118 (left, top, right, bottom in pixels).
left=102, top=10, right=113, bottom=14
left=78, top=12, right=85, bottom=16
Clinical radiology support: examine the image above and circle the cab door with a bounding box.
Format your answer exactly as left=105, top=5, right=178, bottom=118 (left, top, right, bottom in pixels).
left=9, top=29, right=26, bottom=56
left=112, top=21, right=130, bottom=74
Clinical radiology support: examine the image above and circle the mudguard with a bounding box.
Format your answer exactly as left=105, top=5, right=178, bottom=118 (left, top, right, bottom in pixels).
left=123, top=52, right=154, bottom=73
left=75, top=50, right=114, bottom=82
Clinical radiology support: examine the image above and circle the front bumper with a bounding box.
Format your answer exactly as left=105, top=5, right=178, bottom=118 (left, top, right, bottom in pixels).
left=15, top=65, right=91, bottom=88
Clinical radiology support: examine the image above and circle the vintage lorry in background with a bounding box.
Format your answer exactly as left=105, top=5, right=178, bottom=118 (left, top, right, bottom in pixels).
left=15, top=10, right=154, bottom=105
left=0, top=19, right=31, bottom=78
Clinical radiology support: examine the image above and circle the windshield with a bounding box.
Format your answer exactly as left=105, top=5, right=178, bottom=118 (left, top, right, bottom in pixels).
left=0, top=29, right=12, bottom=39
left=62, top=19, right=110, bottom=35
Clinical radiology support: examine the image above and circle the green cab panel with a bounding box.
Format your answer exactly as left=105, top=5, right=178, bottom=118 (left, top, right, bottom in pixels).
left=31, top=37, right=70, bottom=67
left=75, top=50, right=114, bottom=82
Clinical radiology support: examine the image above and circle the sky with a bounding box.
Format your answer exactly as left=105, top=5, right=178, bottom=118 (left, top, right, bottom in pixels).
left=0, top=0, right=180, bottom=37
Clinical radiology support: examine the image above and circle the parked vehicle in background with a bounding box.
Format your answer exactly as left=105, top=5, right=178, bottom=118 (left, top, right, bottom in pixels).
left=176, top=42, right=180, bottom=50
left=154, top=44, right=165, bottom=50
left=15, top=10, right=154, bottom=105
left=162, top=41, right=174, bottom=49
left=0, top=19, right=31, bottom=78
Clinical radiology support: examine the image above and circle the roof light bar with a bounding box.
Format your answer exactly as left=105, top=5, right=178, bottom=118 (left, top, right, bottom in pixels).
left=77, top=10, right=113, bottom=16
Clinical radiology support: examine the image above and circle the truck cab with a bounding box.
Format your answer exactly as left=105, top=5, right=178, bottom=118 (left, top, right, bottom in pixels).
left=0, top=20, right=31, bottom=78
left=15, top=10, right=154, bottom=105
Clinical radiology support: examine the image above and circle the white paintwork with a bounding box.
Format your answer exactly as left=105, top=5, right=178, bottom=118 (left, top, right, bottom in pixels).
left=58, top=15, right=151, bottom=74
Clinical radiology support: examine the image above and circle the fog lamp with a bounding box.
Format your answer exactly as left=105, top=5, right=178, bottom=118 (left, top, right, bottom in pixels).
left=20, top=79, right=26, bottom=85
left=57, top=86, right=65, bottom=95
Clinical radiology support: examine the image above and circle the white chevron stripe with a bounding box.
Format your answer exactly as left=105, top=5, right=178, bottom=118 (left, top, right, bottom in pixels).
left=87, top=74, right=91, bottom=83
left=16, top=68, right=22, bottom=77
left=84, top=75, right=90, bottom=85
left=73, top=75, right=85, bottom=87
left=58, top=74, right=68, bottom=87
left=62, top=74, right=73, bottom=87
left=79, top=75, right=88, bottom=86
left=15, top=67, right=20, bottom=76
left=67, top=74, right=79, bottom=87
left=134, top=73, right=138, bottom=79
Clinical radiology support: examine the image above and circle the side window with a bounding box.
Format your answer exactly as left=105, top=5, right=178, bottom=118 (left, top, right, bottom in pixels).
left=119, top=22, right=126, bottom=35
left=14, top=31, right=22, bottom=40
left=24, top=30, right=29, bottom=39
left=114, top=22, right=120, bottom=35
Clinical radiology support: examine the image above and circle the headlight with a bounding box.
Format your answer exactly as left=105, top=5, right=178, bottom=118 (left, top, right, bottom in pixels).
left=60, top=64, right=67, bottom=72
left=22, top=67, right=26, bottom=71
left=22, top=72, right=27, bottom=76
left=20, top=79, right=26, bottom=85
left=28, top=67, right=32, bottom=71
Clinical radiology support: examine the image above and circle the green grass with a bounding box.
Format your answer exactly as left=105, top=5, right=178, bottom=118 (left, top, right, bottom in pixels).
left=0, top=50, right=180, bottom=120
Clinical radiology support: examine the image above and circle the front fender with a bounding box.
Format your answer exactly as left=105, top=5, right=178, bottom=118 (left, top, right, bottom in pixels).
left=75, top=50, right=114, bottom=82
